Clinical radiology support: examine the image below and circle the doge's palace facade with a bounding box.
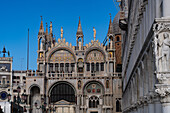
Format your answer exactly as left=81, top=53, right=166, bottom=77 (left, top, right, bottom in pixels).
left=120, top=0, right=170, bottom=113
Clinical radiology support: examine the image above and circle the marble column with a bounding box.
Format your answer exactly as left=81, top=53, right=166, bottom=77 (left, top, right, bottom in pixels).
left=98, top=105, right=102, bottom=113
left=84, top=63, right=86, bottom=76
left=81, top=95, right=84, bottom=106
left=53, top=63, right=55, bottom=72
left=75, top=63, right=77, bottom=75
left=148, top=103, right=154, bottom=113
left=144, top=104, right=148, bottom=113
left=154, top=101, right=162, bottom=113
left=137, top=106, right=140, bottom=113
left=76, top=105, right=80, bottom=113
left=77, top=95, right=80, bottom=105
left=162, top=103, right=170, bottom=113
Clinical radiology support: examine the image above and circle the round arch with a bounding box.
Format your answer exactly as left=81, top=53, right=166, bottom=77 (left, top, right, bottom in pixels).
left=47, top=46, right=76, bottom=63
left=83, top=80, right=105, bottom=94
left=48, top=81, right=77, bottom=103
left=28, top=84, right=41, bottom=94
left=84, top=47, right=107, bottom=62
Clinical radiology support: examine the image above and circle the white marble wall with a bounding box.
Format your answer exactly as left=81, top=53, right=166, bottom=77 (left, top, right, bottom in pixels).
left=121, top=0, right=170, bottom=113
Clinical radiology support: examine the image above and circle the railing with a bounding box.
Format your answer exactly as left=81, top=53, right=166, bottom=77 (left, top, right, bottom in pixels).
left=108, top=72, right=122, bottom=77
left=48, top=72, right=121, bottom=78
left=48, top=72, right=77, bottom=78
left=26, top=70, right=121, bottom=78
left=27, top=70, right=44, bottom=76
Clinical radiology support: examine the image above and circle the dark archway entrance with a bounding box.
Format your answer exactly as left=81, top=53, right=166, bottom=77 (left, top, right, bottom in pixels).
left=30, top=86, right=41, bottom=113
left=49, top=83, right=76, bottom=103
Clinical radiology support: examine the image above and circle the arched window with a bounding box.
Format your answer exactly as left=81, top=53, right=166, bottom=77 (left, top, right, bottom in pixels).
left=91, top=63, right=94, bottom=72
left=30, top=86, right=41, bottom=112
left=60, top=63, right=64, bottom=72
left=55, top=63, right=59, bottom=72
left=71, top=63, right=75, bottom=72
left=86, top=63, right=90, bottom=71
left=49, top=63, right=53, bottom=72
left=100, top=63, right=104, bottom=71
left=50, top=83, right=75, bottom=103
left=65, top=63, right=69, bottom=72
left=117, top=36, right=120, bottom=41
left=116, top=99, right=122, bottom=112
left=89, top=96, right=99, bottom=108
left=78, top=38, right=82, bottom=42
left=96, top=63, right=99, bottom=72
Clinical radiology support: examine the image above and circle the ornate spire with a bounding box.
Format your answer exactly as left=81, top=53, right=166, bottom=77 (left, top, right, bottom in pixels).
left=107, top=14, right=114, bottom=36
left=61, top=27, right=63, bottom=39
left=39, top=16, right=44, bottom=34
left=50, top=21, right=52, bottom=34
left=76, top=17, right=83, bottom=36
left=46, top=23, right=48, bottom=35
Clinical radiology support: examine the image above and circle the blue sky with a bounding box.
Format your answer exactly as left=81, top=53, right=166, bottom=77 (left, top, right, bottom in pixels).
left=0, top=0, right=119, bottom=70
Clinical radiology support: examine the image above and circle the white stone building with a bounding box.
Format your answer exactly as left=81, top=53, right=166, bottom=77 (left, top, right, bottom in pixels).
left=120, top=0, right=170, bottom=113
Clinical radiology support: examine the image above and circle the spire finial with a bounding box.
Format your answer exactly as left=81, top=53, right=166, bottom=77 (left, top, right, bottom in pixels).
left=50, top=21, right=52, bottom=34
left=107, top=14, right=113, bottom=36
left=61, top=27, right=63, bottom=39
left=109, top=13, right=111, bottom=19
left=40, top=16, right=43, bottom=21
left=76, top=17, right=83, bottom=36
left=46, top=23, right=48, bottom=35
left=39, top=16, right=44, bottom=34
left=93, top=27, right=96, bottom=41
left=2, top=46, right=6, bottom=57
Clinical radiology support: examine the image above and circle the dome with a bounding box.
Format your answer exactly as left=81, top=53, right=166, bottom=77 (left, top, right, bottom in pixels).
left=112, top=12, right=121, bottom=34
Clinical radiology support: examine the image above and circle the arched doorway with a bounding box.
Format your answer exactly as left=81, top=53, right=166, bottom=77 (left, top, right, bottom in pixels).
left=49, top=82, right=76, bottom=113
left=30, top=86, right=41, bottom=113
left=83, top=81, right=104, bottom=113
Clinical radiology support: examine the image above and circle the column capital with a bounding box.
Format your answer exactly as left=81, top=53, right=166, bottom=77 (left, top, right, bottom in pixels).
left=155, top=84, right=170, bottom=102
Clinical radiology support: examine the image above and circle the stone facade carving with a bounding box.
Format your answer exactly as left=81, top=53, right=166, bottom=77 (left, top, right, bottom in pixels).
left=153, top=21, right=170, bottom=72
left=155, top=85, right=170, bottom=97
left=153, top=19, right=170, bottom=111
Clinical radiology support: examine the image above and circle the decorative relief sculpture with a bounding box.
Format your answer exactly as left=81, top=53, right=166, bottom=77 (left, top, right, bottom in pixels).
left=50, top=50, right=74, bottom=62
left=40, top=38, right=45, bottom=50
left=161, top=33, right=170, bottom=71
left=153, top=20, right=170, bottom=98
left=78, top=80, right=81, bottom=90
left=153, top=22, right=170, bottom=72
left=155, top=86, right=170, bottom=97
left=86, top=50, right=104, bottom=63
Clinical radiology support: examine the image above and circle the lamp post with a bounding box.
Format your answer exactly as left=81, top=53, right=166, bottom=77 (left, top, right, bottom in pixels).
left=16, top=86, right=27, bottom=113
left=7, top=87, right=27, bottom=113
left=49, top=103, right=56, bottom=113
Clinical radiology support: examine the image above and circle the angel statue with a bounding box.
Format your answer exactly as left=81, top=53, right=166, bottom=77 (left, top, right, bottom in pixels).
left=61, top=27, right=63, bottom=39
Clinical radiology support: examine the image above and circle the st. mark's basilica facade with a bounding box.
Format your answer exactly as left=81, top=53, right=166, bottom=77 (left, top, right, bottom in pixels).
left=0, top=12, right=122, bottom=113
